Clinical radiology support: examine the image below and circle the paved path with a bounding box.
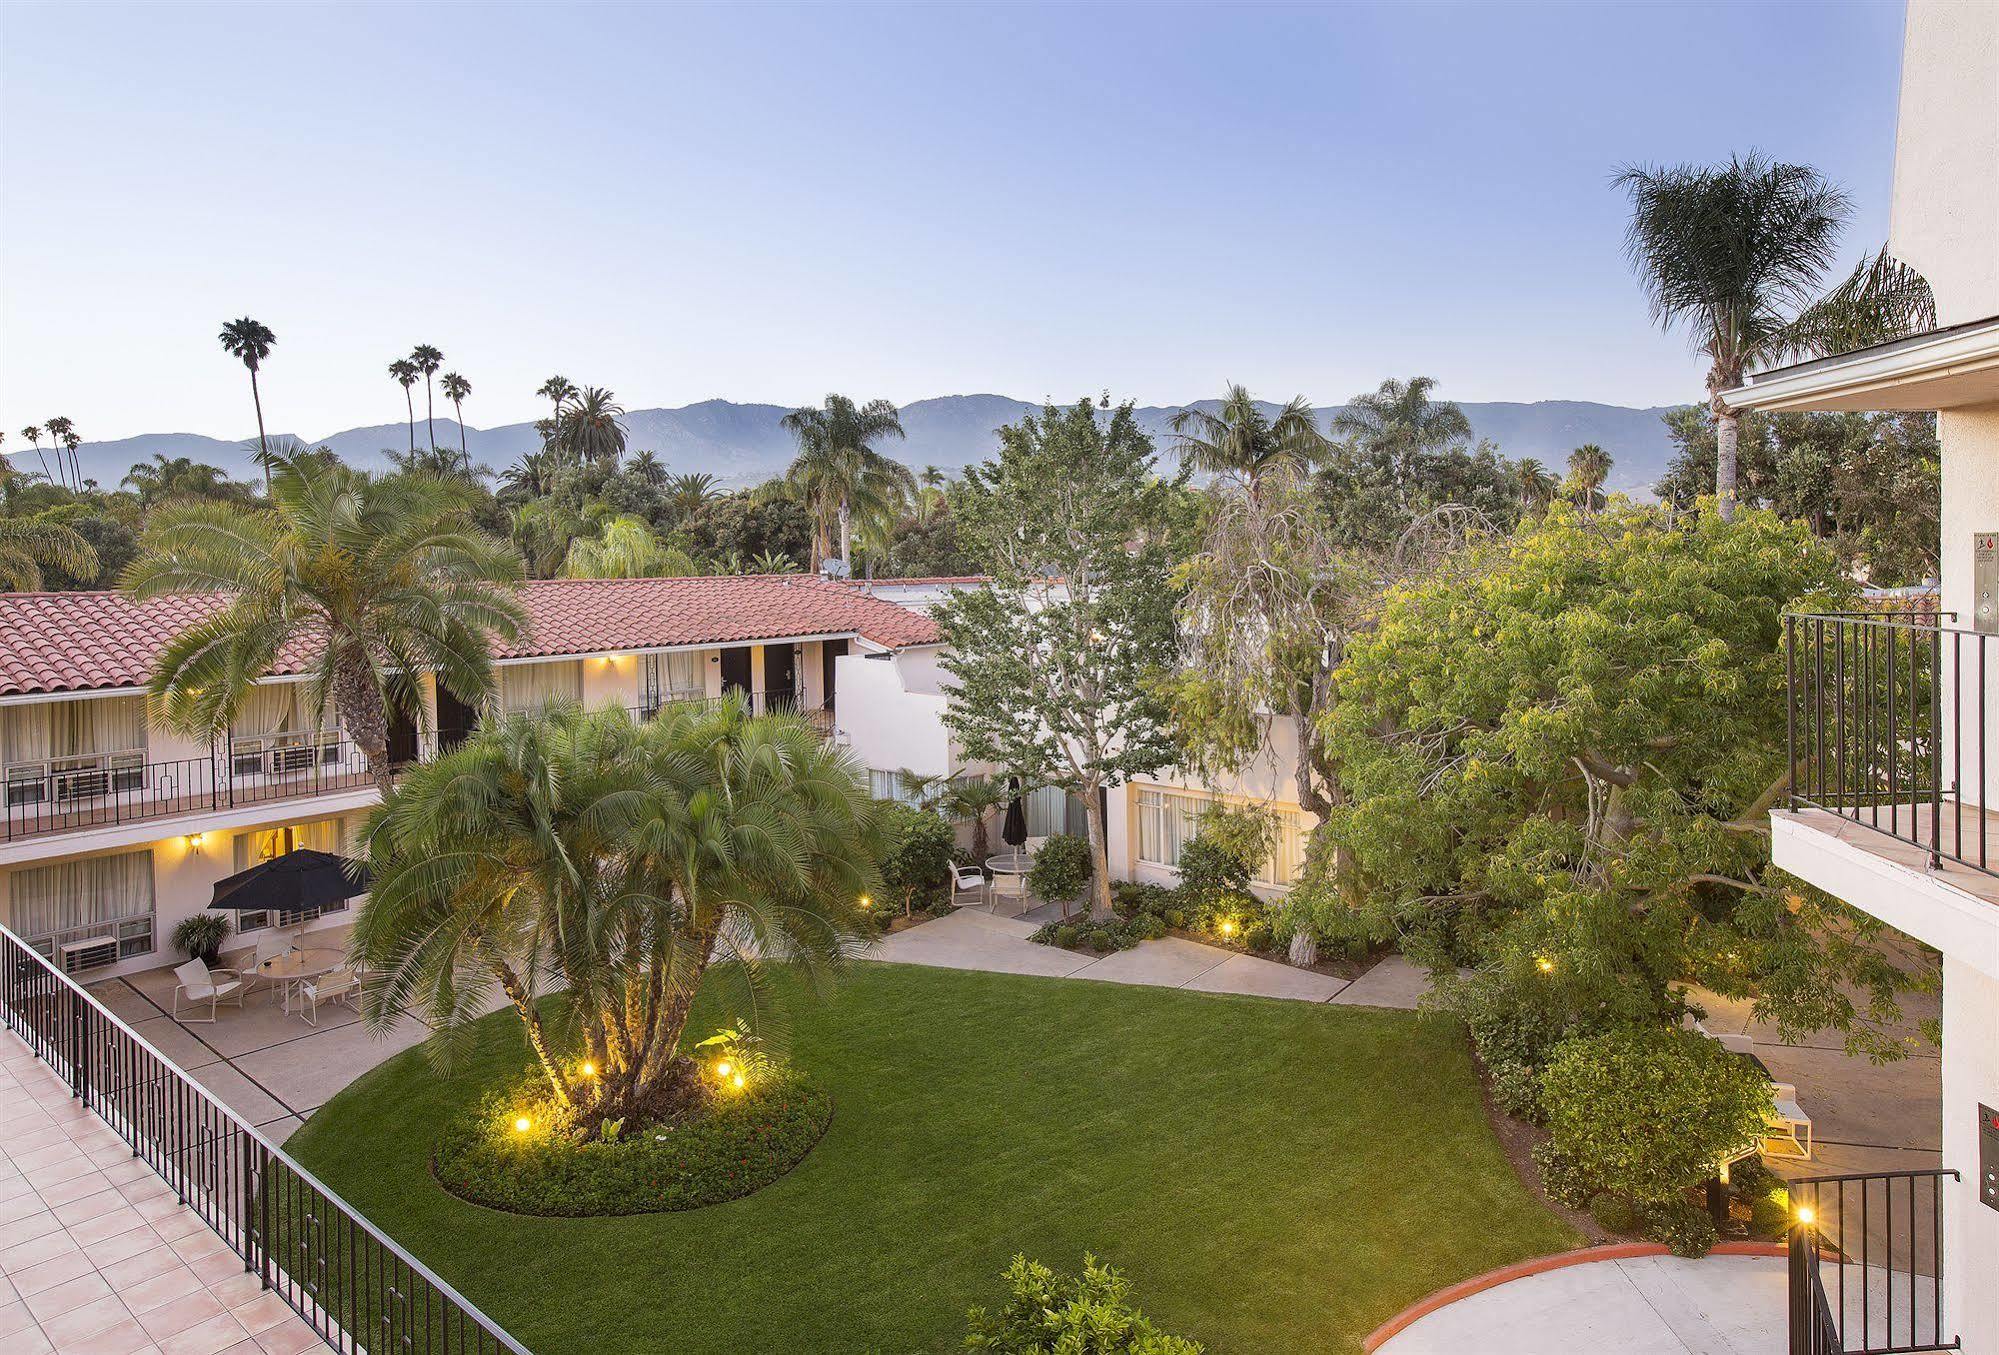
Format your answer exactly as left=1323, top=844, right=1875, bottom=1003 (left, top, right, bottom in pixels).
left=0, top=1030, right=334, bottom=1355
left=865, top=908, right=1352, bottom=1002
left=1374, top=1253, right=1787, bottom=1354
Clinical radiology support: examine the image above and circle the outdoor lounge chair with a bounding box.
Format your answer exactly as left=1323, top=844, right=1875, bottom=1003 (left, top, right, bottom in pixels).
left=171, top=959, right=244, bottom=1023
left=297, top=967, right=358, bottom=1026
left=1763, top=1081, right=1814, bottom=1159
left=248, top=930, right=298, bottom=997
left=947, top=859, right=988, bottom=909
left=987, top=870, right=1028, bottom=917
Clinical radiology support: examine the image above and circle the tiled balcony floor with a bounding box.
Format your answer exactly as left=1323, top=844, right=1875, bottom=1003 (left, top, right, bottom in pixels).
left=0, top=1029, right=334, bottom=1355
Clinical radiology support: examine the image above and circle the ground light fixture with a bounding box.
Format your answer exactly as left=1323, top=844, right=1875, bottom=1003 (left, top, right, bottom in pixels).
left=715, top=1060, right=733, bottom=1079
left=1217, top=918, right=1236, bottom=938
left=1536, top=956, right=1555, bottom=973
left=513, top=1116, right=531, bottom=1134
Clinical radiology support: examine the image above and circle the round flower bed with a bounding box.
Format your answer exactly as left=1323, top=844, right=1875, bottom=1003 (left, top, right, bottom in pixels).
left=434, top=1071, right=833, bottom=1217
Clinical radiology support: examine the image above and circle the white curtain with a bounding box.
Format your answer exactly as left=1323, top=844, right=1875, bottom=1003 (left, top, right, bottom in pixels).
left=2, top=706, right=52, bottom=766
left=1135, top=787, right=1204, bottom=866
left=1025, top=786, right=1075, bottom=839
left=4, top=697, right=148, bottom=767
left=644, top=652, right=705, bottom=702
left=234, top=815, right=344, bottom=871
left=9, top=850, right=155, bottom=939
left=498, top=661, right=581, bottom=713
left=231, top=684, right=299, bottom=740
left=80, top=698, right=147, bottom=754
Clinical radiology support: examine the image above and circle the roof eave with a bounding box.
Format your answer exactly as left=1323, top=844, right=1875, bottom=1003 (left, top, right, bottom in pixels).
left=1722, top=316, right=1999, bottom=413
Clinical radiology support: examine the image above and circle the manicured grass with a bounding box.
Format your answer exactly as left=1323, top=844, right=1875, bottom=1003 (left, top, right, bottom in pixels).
left=288, top=963, right=1576, bottom=1353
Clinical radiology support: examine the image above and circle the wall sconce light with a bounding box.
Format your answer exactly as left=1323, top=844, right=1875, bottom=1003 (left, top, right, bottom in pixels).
left=184, top=833, right=204, bottom=854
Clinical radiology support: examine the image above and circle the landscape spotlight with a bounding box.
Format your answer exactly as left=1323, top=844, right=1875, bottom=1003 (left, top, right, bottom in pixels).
left=513, top=1116, right=531, bottom=1134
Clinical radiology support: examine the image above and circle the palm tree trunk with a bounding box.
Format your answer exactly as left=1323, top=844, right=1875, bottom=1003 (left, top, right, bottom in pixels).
left=494, top=960, right=572, bottom=1108
left=1710, top=387, right=1737, bottom=522
left=250, top=368, right=271, bottom=495
left=331, top=656, right=397, bottom=794
left=30, top=441, right=50, bottom=485
left=838, top=498, right=851, bottom=566
left=403, top=390, right=415, bottom=454
left=454, top=399, right=468, bottom=471
left=424, top=378, right=436, bottom=453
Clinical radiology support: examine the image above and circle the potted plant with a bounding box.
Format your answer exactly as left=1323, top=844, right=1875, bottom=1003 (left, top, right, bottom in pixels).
left=171, top=913, right=231, bottom=967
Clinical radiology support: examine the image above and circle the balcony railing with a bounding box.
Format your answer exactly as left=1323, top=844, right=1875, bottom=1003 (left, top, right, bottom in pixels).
left=0, top=921, right=529, bottom=1355
left=1788, top=1169, right=1958, bottom=1354
left=633, top=688, right=832, bottom=731
left=1784, top=611, right=1999, bottom=878
left=0, top=734, right=377, bottom=844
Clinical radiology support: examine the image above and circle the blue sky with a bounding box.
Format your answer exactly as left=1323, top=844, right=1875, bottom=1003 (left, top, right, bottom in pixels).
left=1, top=1, right=1906, bottom=442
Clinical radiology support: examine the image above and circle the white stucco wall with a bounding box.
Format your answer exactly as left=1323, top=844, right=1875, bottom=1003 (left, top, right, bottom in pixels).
left=1890, top=0, right=1999, bottom=326
left=833, top=648, right=953, bottom=779
left=1940, top=956, right=1998, bottom=1353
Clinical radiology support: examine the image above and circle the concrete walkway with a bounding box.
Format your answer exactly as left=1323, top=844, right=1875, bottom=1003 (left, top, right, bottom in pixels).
left=864, top=908, right=1352, bottom=1002
left=0, top=1030, right=334, bottom=1355
left=1373, top=1252, right=1787, bottom=1354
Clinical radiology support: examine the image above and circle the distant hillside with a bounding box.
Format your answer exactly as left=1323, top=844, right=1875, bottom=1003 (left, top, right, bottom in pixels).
left=62, top=395, right=1680, bottom=498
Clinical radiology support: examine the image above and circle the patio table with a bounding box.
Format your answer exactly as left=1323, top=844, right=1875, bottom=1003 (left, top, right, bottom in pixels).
left=985, top=851, right=1034, bottom=877
left=256, top=948, right=345, bottom=1016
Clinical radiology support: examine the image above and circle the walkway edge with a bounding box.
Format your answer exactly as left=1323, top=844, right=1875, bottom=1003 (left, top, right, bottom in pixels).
left=1360, top=1240, right=1789, bottom=1352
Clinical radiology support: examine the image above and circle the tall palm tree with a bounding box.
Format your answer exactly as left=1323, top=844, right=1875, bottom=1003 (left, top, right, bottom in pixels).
left=554, top=386, right=627, bottom=468
left=19, top=426, right=51, bottom=484
left=1170, top=384, right=1330, bottom=501
left=1616, top=153, right=1850, bottom=522
left=58, top=426, right=83, bottom=490
left=439, top=371, right=472, bottom=470
left=535, top=375, right=577, bottom=416
left=388, top=358, right=419, bottom=454
left=410, top=344, right=444, bottom=451
left=0, top=515, right=99, bottom=590
left=218, top=317, right=276, bottom=492
left=1514, top=457, right=1558, bottom=512
left=1328, top=376, right=1472, bottom=498
left=42, top=417, right=78, bottom=489
left=124, top=449, right=526, bottom=791
left=918, top=465, right=948, bottom=523
left=1566, top=443, right=1613, bottom=511
left=353, top=700, right=886, bottom=1129
left=775, top=394, right=912, bottom=570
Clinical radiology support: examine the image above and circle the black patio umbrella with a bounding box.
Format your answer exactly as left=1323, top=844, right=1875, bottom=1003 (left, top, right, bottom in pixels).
left=1001, top=777, right=1027, bottom=848
left=210, top=849, right=370, bottom=914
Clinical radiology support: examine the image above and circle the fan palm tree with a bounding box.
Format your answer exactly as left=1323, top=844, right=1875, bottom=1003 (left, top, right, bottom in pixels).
left=388, top=358, right=419, bottom=454
left=1328, top=376, right=1472, bottom=497
left=1170, top=385, right=1330, bottom=501
left=664, top=471, right=719, bottom=520
left=1616, top=153, right=1852, bottom=521
left=218, top=317, right=276, bottom=492
left=353, top=700, right=887, bottom=1130
left=122, top=454, right=251, bottom=505
left=944, top=774, right=1009, bottom=862
left=1514, top=457, right=1558, bottom=512
left=410, top=345, right=444, bottom=452
left=19, top=426, right=51, bottom=484
left=124, top=449, right=526, bottom=791
left=626, top=449, right=669, bottom=488
left=43, top=417, right=78, bottom=489
left=439, top=371, right=472, bottom=470
left=555, top=386, right=627, bottom=469
left=1566, top=443, right=1613, bottom=512
left=0, top=514, right=99, bottom=590
left=774, top=395, right=912, bottom=571
left=59, top=427, right=83, bottom=490
left=535, top=375, right=577, bottom=415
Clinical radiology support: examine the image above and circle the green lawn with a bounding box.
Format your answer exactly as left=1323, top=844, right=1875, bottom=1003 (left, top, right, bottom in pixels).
left=288, top=962, right=1576, bottom=1353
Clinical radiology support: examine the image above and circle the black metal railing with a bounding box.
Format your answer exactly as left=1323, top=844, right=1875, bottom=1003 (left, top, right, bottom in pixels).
left=1, top=736, right=378, bottom=843
left=1784, top=611, right=1997, bottom=877
left=0, top=922, right=529, bottom=1355
left=632, top=688, right=829, bottom=725
left=1788, top=1169, right=1958, bottom=1355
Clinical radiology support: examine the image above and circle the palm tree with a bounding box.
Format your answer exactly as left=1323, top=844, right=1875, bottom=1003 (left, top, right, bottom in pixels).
left=388, top=358, right=419, bottom=454
left=627, top=448, right=668, bottom=488
left=410, top=345, right=444, bottom=452
left=664, top=471, right=719, bottom=520
left=124, top=449, right=526, bottom=791
left=353, top=700, right=886, bottom=1130
left=218, top=318, right=277, bottom=492
left=554, top=386, right=627, bottom=468
left=123, top=454, right=250, bottom=504
left=535, top=375, right=577, bottom=416
left=944, top=774, right=1009, bottom=862
left=1566, top=443, right=1613, bottom=511
left=775, top=395, right=912, bottom=571
left=1328, top=377, right=1472, bottom=497
left=1514, top=457, right=1558, bottom=512
left=562, top=513, right=700, bottom=578
left=59, top=427, right=83, bottom=490
left=43, top=417, right=78, bottom=489
left=1616, top=153, right=1851, bottom=521
left=747, top=549, right=797, bottom=574
left=0, top=515, right=99, bottom=590
left=439, top=371, right=472, bottom=470
left=19, top=426, right=51, bottom=484
left=1170, top=385, right=1330, bottom=501
left=918, top=465, right=948, bottom=523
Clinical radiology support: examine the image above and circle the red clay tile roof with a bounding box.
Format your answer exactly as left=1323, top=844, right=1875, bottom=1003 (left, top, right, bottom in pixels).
left=0, top=576, right=940, bottom=698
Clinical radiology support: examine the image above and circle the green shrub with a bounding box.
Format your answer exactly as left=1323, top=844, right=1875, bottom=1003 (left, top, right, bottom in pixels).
left=1540, top=1026, right=1771, bottom=1206
left=435, top=1069, right=832, bottom=1217
left=171, top=913, right=231, bottom=964
left=1486, top=1059, right=1544, bottom=1123
left=880, top=803, right=957, bottom=916
left=1027, top=834, right=1094, bottom=910
left=1052, top=924, right=1080, bottom=949
left=965, top=1253, right=1204, bottom=1354
left=1530, top=1142, right=1596, bottom=1210
left=1643, top=1196, right=1719, bottom=1258
left=1441, top=970, right=1582, bottom=1123
left=1163, top=908, right=1188, bottom=929
left=1175, top=804, right=1272, bottom=903
left=1587, top=1192, right=1640, bottom=1235
left=1111, top=881, right=1175, bottom=920
left=1131, top=913, right=1166, bottom=941
left=1747, top=1187, right=1791, bottom=1239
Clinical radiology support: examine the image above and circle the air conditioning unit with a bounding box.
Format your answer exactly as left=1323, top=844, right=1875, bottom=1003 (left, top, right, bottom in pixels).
left=53, top=768, right=110, bottom=801
left=58, top=936, right=118, bottom=975
left=271, top=745, right=319, bottom=774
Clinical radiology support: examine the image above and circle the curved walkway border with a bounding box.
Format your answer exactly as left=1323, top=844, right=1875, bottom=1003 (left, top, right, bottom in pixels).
left=1362, top=1240, right=1789, bottom=1351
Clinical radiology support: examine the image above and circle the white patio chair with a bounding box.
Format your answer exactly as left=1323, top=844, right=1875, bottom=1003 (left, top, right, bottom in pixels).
left=1022, top=835, right=1049, bottom=859
left=947, top=859, right=988, bottom=909
left=987, top=870, right=1028, bottom=918
left=249, top=930, right=298, bottom=998
left=171, top=960, right=243, bottom=1023
left=1763, top=1081, right=1814, bottom=1160
left=296, top=967, right=358, bottom=1027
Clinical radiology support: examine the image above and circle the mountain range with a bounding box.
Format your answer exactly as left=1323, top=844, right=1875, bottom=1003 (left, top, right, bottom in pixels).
left=55, top=396, right=1681, bottom=498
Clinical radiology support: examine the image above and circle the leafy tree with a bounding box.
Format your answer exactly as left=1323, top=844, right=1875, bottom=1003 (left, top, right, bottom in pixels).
left=879, top=801, right=956, bottom=916
left=217, top=317, right=276, bottom=490
left=126, top=450, right=525, bottom=790
left=439, top=371, right=472, bottom=470
left=1169, top=384, right=1329, bottom=502
left=773, top=394, right=912, bottom=570
left=879, top=506, right=978, bottom=579
left=388, top=357, right=419, bottom=454
left=1316, top=500, right=1932, bottom=1058
left=1026, top=833, right=1094, bottom=920
left=936, top=400, right=1183, bottom=917
left=1616, top=154, right=1933, bottom=521
left=355, top=701, right=886, bottom=1131
left=677, top=489, right=812, bottom=568
left=965, top=1254, right=1203, bottom=1355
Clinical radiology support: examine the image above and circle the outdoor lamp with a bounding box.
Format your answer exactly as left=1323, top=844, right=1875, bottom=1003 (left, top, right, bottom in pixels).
left=715, top=1060, right=733, bottom=1079
left=513, top=1116, right=531, bottom=1134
